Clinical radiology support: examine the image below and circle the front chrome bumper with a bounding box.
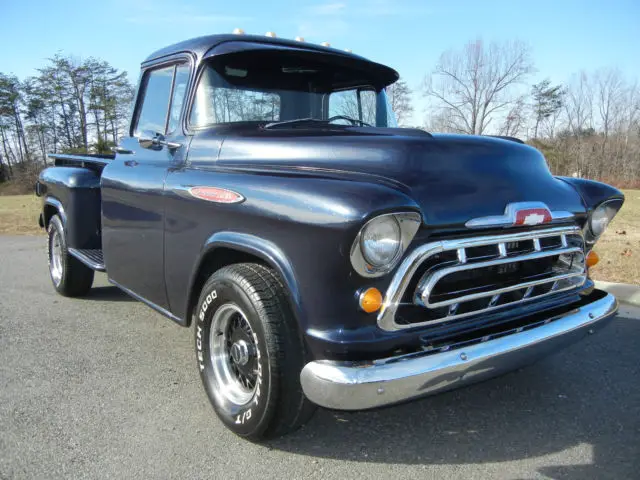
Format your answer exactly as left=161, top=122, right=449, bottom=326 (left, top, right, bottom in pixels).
left=300, top=290, right=617, bottom=410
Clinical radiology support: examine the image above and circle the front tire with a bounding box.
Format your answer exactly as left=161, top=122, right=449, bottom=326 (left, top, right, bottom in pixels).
left=194, top=263, right=315, bottom=440
left=47, top=214, right=94, bottom=297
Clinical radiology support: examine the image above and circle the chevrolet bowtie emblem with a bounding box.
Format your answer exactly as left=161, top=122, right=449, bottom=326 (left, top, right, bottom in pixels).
left=465, top=202, right=573, bottom=229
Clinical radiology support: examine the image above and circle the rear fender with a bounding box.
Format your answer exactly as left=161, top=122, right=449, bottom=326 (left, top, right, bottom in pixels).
left=43, top=196, right=67, bottom=228
left=38, top=166, right=102, bottom=249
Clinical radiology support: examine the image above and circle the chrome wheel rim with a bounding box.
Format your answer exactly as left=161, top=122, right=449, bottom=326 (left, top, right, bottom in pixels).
left=49, top=230, right=63, bottom=285
left=209, top=303, right=258, bottom=406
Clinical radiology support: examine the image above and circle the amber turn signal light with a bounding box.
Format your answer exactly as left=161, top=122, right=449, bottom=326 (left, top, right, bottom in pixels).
left=359, top=287, right=383, bottom=313
left=586, top=250, right=599, bottom=268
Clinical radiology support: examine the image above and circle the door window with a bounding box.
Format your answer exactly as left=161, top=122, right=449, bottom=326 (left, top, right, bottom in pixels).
left=134, top=63, right=190, bottom=137
left=134, top=66, right=174, bottom=136
left=328, top=88, right=377, bottom=125
left=167, top=64, right=190, bottom=134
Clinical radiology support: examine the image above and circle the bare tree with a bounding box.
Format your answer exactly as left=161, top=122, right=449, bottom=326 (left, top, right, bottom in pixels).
left=423, top=38, right=535, bottom=135
left=499, top=97, right=527, bottom=137
left=594, top=69, right=623, bottom=164
left=563, top=72, right=594, bottom=136
left=386, top=79, right=413, bottom=126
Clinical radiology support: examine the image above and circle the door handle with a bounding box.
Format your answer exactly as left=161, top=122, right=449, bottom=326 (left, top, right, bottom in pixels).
left=124, top=160, right=139, bottom=167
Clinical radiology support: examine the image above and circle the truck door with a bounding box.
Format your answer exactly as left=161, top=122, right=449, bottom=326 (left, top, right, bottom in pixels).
left=101, top=60, right=190, bottom=310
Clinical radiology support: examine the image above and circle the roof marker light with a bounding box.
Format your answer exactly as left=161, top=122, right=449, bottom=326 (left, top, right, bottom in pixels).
left=321, top=41, right=331, bottom=47
left=232, top=28, right=245, bottom=35
left=295, top=36, right=305, bottom=42
left=265, top=31, right=277, bottom=38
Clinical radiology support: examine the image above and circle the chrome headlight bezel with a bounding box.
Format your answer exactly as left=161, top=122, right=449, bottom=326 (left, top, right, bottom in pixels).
left=584, top=198, right=623, bottom=246
left=350, top=212, right=422, bottom=278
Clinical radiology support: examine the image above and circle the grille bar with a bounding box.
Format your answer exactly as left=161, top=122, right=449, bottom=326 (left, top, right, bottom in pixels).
left=416, top=246, right=585, bottom=308
left=377, top=225, right=585, bottom=332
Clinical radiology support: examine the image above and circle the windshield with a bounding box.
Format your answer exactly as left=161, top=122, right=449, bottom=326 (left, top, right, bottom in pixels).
left=190, top=51, right=398, bottom=128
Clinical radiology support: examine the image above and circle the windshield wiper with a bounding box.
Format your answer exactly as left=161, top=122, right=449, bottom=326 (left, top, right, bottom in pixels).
left=263, top=115, right=373, bottom=130
left=263, top=118, right=325, bottom=129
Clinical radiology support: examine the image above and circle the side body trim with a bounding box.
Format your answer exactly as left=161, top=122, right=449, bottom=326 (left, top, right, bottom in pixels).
left=110, top=278, right=186, bottom=326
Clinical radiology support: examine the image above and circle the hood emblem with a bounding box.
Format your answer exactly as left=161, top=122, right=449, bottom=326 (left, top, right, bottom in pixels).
left=466, top=202, right=573, bottom=229
left=188, top=186, right=245, bottom=204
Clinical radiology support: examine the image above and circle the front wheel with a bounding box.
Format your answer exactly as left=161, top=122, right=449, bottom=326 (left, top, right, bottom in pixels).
left=194, top=263, right=315, bottom=440
left=47, top=214, right=94, bottom=297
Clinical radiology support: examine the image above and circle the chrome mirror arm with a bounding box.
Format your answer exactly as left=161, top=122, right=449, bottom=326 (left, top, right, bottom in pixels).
left=137, top=131, right=181, bottom=151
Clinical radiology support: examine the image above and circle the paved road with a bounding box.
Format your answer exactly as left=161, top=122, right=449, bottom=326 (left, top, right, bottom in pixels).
left=1, top=235, right=639, bottom=479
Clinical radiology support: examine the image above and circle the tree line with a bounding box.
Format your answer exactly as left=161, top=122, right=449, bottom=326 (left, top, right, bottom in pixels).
left=0, top=54, right=134, bottom=187
left=421, top=39, right=640, bottom=187
left=1, top=40, right=638, bottom=191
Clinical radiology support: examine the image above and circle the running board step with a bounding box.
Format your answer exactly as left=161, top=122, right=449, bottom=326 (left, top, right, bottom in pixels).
left=68, top=248, right=105, bottom=272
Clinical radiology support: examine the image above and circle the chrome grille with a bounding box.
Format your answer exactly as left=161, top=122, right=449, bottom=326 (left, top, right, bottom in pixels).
left=377, top=226, right=586, bottom=331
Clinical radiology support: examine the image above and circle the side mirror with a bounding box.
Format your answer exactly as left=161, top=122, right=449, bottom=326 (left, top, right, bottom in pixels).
left=138, top=131, right=181, bottom=151
left=138, top=131, right=161, bottom=150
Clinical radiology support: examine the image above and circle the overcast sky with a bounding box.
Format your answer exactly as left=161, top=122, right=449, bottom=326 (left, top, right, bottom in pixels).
left=2, top=0, right=639, bottom=125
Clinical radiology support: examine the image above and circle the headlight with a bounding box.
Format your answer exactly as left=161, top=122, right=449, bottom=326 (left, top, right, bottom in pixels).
left=586, top=199, right=623, bottom=243
left=350, top=212, right=421, bottom=277
left=361, top=216, right=401, bottom=267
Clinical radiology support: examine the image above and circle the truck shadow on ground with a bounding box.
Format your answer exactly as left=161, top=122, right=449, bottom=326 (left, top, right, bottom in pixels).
left=81, top=286, right=136, bottom=302
left=269, top=315, right=639, bottom=478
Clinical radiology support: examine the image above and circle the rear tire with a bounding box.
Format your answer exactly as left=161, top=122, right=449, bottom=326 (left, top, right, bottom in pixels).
left=194, top=263, right=315, bottom=440
left=47, top=214, right=94, bottom=297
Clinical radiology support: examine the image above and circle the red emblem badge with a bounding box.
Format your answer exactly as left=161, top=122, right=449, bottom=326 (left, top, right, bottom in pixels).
left=188, top=187, right=244, bottom=204
left=514, top=208, right=552, bottom=226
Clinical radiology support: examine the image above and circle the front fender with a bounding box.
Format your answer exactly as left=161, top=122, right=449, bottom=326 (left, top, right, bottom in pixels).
left=557, top=176, right=624, bottom=210
left=187, top=231, right=303, bottom=324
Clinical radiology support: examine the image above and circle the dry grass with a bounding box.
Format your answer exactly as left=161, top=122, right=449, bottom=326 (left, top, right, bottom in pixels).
left=0, top=190, right=638, bottom=284
left=589, top=189, right=640, bottom=285
left=0, top=195, right=43, bottom=235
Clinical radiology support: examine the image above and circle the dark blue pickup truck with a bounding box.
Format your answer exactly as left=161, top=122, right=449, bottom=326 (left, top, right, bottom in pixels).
left=36, top=32, right=624, bottom=440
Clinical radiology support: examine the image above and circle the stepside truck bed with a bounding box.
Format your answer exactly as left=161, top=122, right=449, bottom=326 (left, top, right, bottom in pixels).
left=47, top=153, right=114, bottom=171
left=37, top=153, right=113, bottom=263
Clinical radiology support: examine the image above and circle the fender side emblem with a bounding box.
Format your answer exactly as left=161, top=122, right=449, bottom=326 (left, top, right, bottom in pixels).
left=188, top=186, right=245, bottom=204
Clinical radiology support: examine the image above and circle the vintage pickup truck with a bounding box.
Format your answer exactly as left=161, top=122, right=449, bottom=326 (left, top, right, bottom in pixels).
left=36, top=32, right=624, bottom=440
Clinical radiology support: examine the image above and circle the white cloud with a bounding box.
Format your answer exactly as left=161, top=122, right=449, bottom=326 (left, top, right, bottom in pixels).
left=115, top=0, right=252, bottom=25
left=308, top=2, right=347, bottom=16
left=125, top=13, right=251, bottom=25
left=297, top=19, right=350, bottom=39
left=295, top=0, right=429, bottom=37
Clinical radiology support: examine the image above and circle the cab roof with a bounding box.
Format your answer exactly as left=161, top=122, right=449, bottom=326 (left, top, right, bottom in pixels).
left=143, top=34, right=399, bottom=86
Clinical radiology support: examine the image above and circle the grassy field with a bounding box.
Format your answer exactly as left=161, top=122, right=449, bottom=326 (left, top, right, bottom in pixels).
left=589, top=189, right=640, bottom=285
left=0, top=195, right=42, bottom=235
left=0, top=191, right=638, bottom=284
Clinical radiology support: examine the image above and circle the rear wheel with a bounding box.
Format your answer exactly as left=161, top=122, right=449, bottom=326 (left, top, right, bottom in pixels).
left=47, top=214, right=94, bottom=297
left=194, top=263, right=315, bottom=440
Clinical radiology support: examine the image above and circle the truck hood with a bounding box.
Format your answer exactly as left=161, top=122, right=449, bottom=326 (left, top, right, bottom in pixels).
left=202, top=127, right=586, bottom=228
